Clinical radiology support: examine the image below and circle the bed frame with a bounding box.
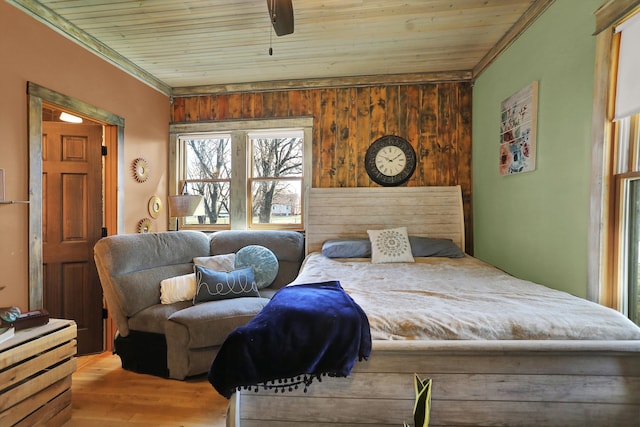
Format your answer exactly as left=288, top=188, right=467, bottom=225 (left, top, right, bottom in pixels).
left=229, top=186, right=640, bottom=426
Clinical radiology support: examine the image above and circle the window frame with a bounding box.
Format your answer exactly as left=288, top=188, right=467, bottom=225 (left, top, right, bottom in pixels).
left=614, top=172, right=640, bottom=322
left=589, top=4, right=640, bottom=310
left=610, top=114, right=640, bottom=324
left=247, top=129, right=304, bottom=230
left=169, top=117, right=313, bottom=231
left=177, top=133, right=233, bottom=228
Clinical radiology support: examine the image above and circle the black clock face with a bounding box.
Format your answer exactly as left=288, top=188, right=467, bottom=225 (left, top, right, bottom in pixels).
left=365, top=135, right=416, bottom=186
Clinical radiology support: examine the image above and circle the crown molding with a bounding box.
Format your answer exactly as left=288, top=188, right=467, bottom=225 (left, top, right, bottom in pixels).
left=8, top=0, right=172, bottom=96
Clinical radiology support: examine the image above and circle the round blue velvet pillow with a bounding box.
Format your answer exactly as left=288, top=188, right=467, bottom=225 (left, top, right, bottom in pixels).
left=234, top=245, right=279, bottom=289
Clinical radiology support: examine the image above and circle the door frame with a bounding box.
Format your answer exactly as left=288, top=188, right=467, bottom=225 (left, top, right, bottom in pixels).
left=27, top=82, right=124, bottom=311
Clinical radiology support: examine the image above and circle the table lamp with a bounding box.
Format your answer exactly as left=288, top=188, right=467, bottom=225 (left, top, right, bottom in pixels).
left=168, top=183, right=202, bottom=230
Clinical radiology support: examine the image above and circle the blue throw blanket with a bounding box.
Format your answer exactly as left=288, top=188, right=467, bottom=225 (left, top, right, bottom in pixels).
left=208, top=281, right=372, bottom=399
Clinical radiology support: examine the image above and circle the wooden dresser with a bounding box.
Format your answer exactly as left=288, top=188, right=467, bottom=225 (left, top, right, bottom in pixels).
left=0, top=319, right=77, bottom=426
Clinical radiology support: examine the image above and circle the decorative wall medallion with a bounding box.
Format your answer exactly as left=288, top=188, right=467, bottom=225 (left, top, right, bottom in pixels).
left=148, top=195, right=162, bottom=219
left=131, top=157, right=150, bottom=183
left=137, top=217, right=153, bottom=233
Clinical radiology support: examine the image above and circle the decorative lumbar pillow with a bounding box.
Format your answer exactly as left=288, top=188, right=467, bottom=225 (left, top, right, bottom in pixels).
left=322, top=238, right=372, bottom=258
left=367, top=226, right=415, bottom=263
left=193, top=265, right=259, bottom=304
left=234, top=245, right=279, bottom=289
left=193, top=253, right=236, bottom=271
left=160, top=273, right=196, bottom=304
left=409, top=236, right=465, bottom=258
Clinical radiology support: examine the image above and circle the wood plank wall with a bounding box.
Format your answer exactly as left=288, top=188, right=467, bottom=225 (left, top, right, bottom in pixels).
left=171, top=82, right=473, bottom=252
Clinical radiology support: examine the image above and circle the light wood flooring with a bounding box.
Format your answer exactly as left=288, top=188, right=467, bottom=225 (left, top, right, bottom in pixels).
left=63, top=352, right=228, bottom=427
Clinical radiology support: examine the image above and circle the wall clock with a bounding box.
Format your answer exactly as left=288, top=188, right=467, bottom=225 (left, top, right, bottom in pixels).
left=364, top=135, right=416, bottom=186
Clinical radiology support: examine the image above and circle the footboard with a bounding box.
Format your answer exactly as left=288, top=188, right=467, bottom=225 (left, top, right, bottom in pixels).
left=229, top=340, right=640, bottom=426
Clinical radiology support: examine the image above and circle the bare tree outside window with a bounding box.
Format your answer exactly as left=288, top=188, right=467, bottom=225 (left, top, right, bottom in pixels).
left=250, top=135, right=303, bottom=225
left=184, top=137, right=231, bottom=225
left=178, top=129, right=304, bottom=229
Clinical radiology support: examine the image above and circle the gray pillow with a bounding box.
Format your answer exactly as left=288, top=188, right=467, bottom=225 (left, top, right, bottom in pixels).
left=234, top=245, right=279, bottom=289
left=409, top=236, right=465, bottom=258
left=193, top=265, right=259, bottom=303
left=321, top=238, right=371, bottom=258
left=321, top=236, right=465, bottom=258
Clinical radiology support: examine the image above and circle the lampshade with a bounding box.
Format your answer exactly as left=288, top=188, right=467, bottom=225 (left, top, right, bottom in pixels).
left=168, top=194, right=203, bottom=218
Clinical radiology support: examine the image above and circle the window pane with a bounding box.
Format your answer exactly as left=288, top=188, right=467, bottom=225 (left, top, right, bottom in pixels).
left=251, top=136, right=303, bottom=178
left=250, top=180, right=301, bottom=225
left=184, top=136, right=232, bottom=180
left=625, top=179, right=640, bottom=325
left=617, top=118, right=631, bottom=174
left=183, top=181, right=230, bottom=226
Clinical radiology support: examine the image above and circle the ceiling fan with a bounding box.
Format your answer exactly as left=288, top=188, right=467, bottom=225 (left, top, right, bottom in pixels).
left=267, top=0, right=294, bottom=36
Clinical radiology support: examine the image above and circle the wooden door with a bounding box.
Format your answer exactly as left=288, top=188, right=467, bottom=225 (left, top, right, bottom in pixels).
left=43, top=122, right=104, bottom=354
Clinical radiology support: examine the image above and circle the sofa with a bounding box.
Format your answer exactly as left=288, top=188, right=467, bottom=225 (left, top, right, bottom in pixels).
left=93, top=229, right=305, bottom=380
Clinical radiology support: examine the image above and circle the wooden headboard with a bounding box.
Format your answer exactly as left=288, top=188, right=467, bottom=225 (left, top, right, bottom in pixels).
left=305, top=186, right=465, bottom=254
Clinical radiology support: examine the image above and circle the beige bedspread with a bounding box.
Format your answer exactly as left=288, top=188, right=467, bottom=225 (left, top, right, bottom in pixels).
left=289, top=253, right=640, bottom=341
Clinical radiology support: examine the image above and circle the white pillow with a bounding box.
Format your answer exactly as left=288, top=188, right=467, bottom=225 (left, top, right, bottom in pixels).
left=193, top=253, right=236, bottom=272
left=160, top=273, right=196, bottom=304
left=367, top=226, right=415, bottom=263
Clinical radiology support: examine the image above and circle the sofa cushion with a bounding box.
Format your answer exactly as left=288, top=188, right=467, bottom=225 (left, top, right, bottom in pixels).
left=112, top=264, right=194, bottom=317
left=101, top=231, right=210, bottom=274
left=257, top=287, right=279, bottom=299
left=234, top=245, right=279, bottom=289
left=193, top=253, right=235, bottom=271
left=128, top=301, right=194, bottom=334
left=160, top=273, right=196, bottom=304
left=209, top=230, right=304, bottom=290
left=193, top=265, right=259, bottom=303
left=95, top=231, right=210, bottom=320
left=167, top=297, right=270, bottom=348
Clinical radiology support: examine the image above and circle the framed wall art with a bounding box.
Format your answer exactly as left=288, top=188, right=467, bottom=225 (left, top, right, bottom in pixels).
left=499, top=81, right=538, bottom=176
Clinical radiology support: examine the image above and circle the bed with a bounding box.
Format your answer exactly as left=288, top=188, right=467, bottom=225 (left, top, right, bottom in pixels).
left=227, top=186, right=640, bottom=426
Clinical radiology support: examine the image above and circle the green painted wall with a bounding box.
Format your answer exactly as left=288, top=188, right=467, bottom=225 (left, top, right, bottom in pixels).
left=472, top=0, right=603, bottom=298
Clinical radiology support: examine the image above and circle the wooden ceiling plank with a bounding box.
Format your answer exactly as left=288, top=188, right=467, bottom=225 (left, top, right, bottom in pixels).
left=12, top=0, right=547, bottom=91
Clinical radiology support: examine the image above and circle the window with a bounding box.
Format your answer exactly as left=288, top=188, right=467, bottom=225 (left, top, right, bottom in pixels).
left=180, top=134, right=232, bottom=226
left=170, top=119, right=312, bottom=231
left=248, top=130, right=303, bottom=228
left=593, top=6, right=640, bottom=325
left=599, top=10, right=640, bottom=325
left=619, top=176, right=640, bottom=324
left=613, top=113, right=640, bottom=326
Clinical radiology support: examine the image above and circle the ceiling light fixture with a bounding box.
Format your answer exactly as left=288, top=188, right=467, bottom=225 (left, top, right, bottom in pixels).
left=59, top=112, right=83, bottom=123
left=267, top=0, right=294, bottom=36
left=266, top=0, right=294, bottom=55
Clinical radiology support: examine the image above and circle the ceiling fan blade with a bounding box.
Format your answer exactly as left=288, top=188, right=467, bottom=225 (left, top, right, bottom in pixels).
left=267, top=0, right=294, bottom=36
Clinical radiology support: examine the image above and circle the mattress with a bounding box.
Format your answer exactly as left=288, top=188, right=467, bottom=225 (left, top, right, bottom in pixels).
left=289, top=253, right=640, bottom=341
